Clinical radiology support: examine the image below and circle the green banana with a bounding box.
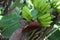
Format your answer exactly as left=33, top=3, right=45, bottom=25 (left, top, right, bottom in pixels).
left=40, top=15, right=55, bottom=22
left=40, top=21, right=52, bottom=27
left=40, top=3, right=50, bottom=13
left=31, top=0, right=51, bottom=13
left=40, top=17, right=52, bottom=22
left=41, top=21, right=52, bottom=25
left=51, top=0, right=60, bottom=12
left=39, top=3, right=48, bottom=12
left=38, top=13, right=50, bottom=19
left=33, top=0, right=41, bottom=9
left=22, top=6, right=32, bottom=21
left=42, top=5, right=50, bottom=13
left=38, top=12, right=55, bottom=27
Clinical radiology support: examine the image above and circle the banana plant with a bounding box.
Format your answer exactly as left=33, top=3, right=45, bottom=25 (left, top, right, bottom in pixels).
left=0, top=0, right=60, bottom=40
left=22, top=0, right=55, bottom=27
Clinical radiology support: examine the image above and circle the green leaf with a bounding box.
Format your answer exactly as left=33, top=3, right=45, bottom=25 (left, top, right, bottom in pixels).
left=2, top=22, right=20, bottom=38
left=48, top=30, right=60, bottom=40
left=31, top=9, right=38, bottom=21
left=0, top=10, right=1, bottom=14
left=31, top=9, right=38, bottom=17
left=0, top=9, right=3, bottom=14
left=0, top=13, right=20, bottom=28
left=0, top=8, right=21, bottom=37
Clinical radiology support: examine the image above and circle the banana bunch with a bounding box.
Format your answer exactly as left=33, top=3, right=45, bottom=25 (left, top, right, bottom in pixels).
left=22, top=0, right=55, bottom=27
left=22, top=6, right=32, bottom=21
left=38, top=13, right=55, bottom=27
left=51, top=0, right=60, bottom=12
left=30, top=0, right=51, bottom=13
